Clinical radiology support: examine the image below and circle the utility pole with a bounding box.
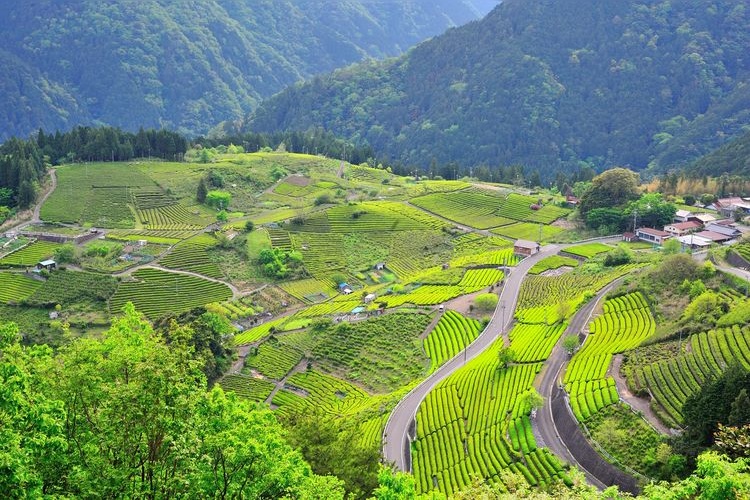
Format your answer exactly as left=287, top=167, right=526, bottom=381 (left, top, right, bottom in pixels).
left=633, top=209, right=638, bottom=232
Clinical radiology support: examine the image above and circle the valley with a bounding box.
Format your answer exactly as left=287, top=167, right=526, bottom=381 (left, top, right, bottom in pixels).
left=2, top=151, right=750, bottom=497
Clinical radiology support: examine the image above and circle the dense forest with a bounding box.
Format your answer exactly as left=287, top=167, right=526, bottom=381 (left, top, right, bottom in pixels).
left=247, top=0, right=750, bottom=178
left=685, top=129, right=750, bottom=178
left=0, top=0, right=495, bottom=141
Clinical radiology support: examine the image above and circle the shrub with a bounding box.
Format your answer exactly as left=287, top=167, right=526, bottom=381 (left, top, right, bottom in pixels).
left=474, top=293, right=498, bottom=313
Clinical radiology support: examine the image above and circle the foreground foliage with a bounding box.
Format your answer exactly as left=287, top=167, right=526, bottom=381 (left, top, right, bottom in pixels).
left=0, top=304, right=344, bottom=498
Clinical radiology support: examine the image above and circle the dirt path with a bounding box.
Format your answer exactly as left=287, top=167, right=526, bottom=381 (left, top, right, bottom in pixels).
left=230, top=344, right=253, bottom=374
left=265, top=359, right=308, bottom=406
left=337, top=160, right=345, bottom=178
left=116, top=264, right=241, bottom=299
left=33, top=169, right=56, bottom=223
left=609, top=355, right=674, bottom=435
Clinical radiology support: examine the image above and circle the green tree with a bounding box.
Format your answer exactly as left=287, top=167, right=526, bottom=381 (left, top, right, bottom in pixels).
left=371, top=468, right=418, bottom=500
left=518, top=389, right=544, bottom=415
left=562, top=335, right=580, bottom=355
left=53, top=243, right=78, bottom=264
left=643, top=451, right=750, bottom=499
left=0, top=322, right=67, bottom=498
left=579, top=168, right=640, bottom=216
left=624, top=193, right=677, bottom=229
left=206, top=190, right=232, bottom=209
left=497, top=345, right=515, bottom=369
left=474, top=293, right=498, bottom=313
left=196, top=177, right=208, bottom=203
left=244, top=220, right=255, bottom=232
left=662, top=238, right=682, bottom=254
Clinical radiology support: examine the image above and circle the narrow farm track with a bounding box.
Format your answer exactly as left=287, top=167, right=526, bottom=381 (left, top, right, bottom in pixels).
left=383, top=244, right=560, bottom=471
left=117, top=264, right=241, bottom=299
left=33, top=168, right=57, bottom=223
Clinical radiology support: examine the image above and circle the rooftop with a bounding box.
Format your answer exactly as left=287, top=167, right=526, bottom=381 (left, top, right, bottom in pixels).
left=514, top=239, right=538, bottom=249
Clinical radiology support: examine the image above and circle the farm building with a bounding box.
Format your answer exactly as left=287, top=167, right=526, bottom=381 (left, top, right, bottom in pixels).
left=374, top=262, right=386, bottom=271
left=364, top=293, right=377, bottom=303
left=513, top=239, right=540, bottom=256
left=37, top=259, right=57, bottom=271
left=705, top=222, right=742, bottom=239
left=338, top=282, right=353, bottom=295
left=677, top=234, right=713, bottom=250
left=693, top=230, right=734, bottom=243
left=673, top=209, right=692, bottom=222
left=622, top=232, right=636, bottom=242
left=663, top=221, right=702, bottom=237
left=687, top=213, right=716, bottom=225
left=635, top=228, right=671, bottom=245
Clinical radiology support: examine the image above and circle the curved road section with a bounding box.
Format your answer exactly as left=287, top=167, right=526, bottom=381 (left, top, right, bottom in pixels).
left=383, top=244, right=561, bottom=471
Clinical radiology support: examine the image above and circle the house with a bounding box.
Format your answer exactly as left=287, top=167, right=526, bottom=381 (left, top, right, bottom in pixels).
left=713, top=197, right=750, bottom=218
left=37, top=259, right=57, bottom=271
left=664, top=221, right=702, bottom=237
left=635, top=228, right=672, bottom=245
left=338, top=282, right=353, bottom=295
left=693, top=230, right=733, bottom=243
left=677, top=234, right=713, bottom=250
left=687, top=213, right=717, bottom=225
left=673, top=209, right=692, bottom=223
left=622, top=232, right=636, bottom=242
left=137, top=239, right=148, bottom=247
left=565, top=195, right=580, bottom=206
left=374, top=262, right=386, bottom=271
left=364, top=293, right=376, bottom=303
left=705, top=222, right=741, bottom=239
left=513, top=239, right=540, bottom=257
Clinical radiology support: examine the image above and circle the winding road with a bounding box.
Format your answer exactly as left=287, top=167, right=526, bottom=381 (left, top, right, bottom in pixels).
left=383, top=243, right=561, bottom=471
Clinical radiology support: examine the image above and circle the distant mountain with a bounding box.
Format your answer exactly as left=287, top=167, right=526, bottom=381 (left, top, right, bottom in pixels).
left=0, top=0, right=496, bottom=141
left=247, top=0, right=750, bottom=177
left=684, top=127, right=750, bottom=178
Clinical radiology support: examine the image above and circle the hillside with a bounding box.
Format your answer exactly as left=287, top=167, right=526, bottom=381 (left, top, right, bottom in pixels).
left=247, top=0, right=750, bottom=176
left=683, top=127, right=750, bottom=178
left=0, top=0, right=495, bottom=141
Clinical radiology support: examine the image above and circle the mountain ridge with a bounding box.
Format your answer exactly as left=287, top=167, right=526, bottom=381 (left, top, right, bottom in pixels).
left=246, top=0, right=750, bottom=176
left=0, top=0, right=495, bottom=141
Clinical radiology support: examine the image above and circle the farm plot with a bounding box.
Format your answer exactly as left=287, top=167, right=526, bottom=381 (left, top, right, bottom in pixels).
left=41, top=163, right=155, bottom=227
left=509, top=323, right=567, bottom=363
left=245, top=341, right=304, bottom=380
left=160, top=235, right=223, bottom=279
left=233, top=316, right=289, bottom=345
left=28, top=270, right=118, bottom=307
left=205, top=298, right=256, bottom=320
left=279, top=277, right=335, bottom=303
left=411, top=191, right=514, bottom=229
left=452, top=233, right=513, bottom=259
left=563, top=242, right=612, bottom=259
left=277, top=312, right=433, bottom=393
left=630, top=325, right=750, bottom=427
left=136, top=204, right=208, bottom=230
left=0, top=273, right=42, bottom=303
left=491, top=222, right=564, bottom=242
left=424, top=311, right=482, bottom=372
left=563, top=292, right=655, bottom=421
left=293, top=232, right=346, bottom=279
left=515, top=264, right=641, bottom=322
left=110, top=268, right=232, bottom=319
left=325, top=202, right=443, bottom=233
left=272, top=370, right=371, bottom=417
left=411, top=341, right=566, bottom=496
left=494, top=193, right=569, bottom=224
left=219, top=374, right=275, bottom=403
left=733, top=243, right=750, bottom=264
left=0, top=241, right=61, bottom=268
left=450, top=248, right=519, bottom=268
left=528, top=255, right=580, bottom=275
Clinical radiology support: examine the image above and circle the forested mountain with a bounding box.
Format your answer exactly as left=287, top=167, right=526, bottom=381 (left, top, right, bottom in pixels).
left=0, top=0, right=496, bottom=142
left=685, top=128, right=750, bottom=178
left=247, top=0, right=750, bottom=177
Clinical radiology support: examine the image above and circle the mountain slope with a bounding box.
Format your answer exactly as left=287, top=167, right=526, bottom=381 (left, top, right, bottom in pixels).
left=247, top=0, right=750, bottom=175
left=685, top=127, right=750, bottom=178
left=0, top=0, right=494, bottom=141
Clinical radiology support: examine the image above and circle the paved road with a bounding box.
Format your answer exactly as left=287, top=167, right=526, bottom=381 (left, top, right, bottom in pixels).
left=532, top=278, right=625, bottom=489
left=383, top=244, right=561, bottom=471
